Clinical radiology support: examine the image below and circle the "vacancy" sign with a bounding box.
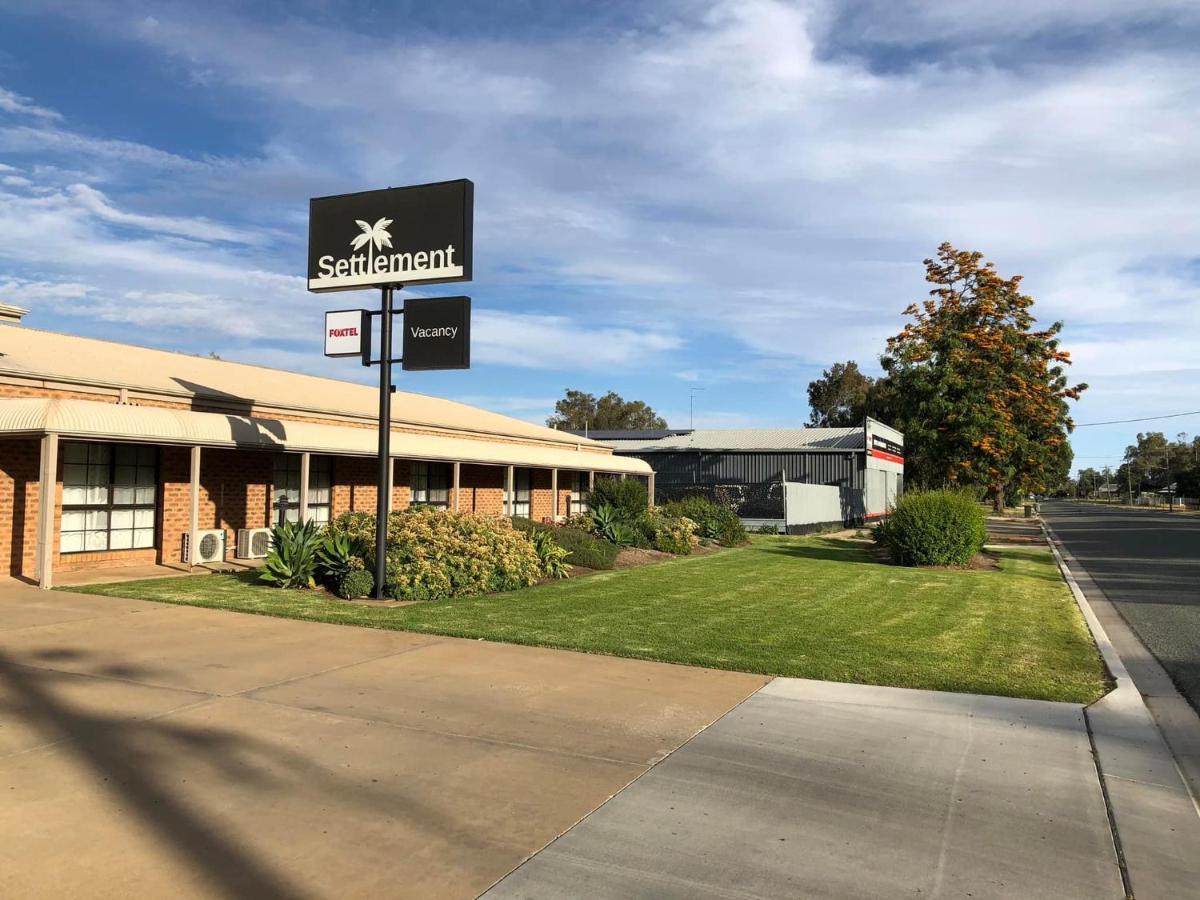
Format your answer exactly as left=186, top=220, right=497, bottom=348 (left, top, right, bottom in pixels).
left=402, top=296, right=471, bottom=371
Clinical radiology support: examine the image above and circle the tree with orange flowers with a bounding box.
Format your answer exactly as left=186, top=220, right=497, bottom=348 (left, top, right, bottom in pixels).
left=880, top=243, right=1086, bottom=512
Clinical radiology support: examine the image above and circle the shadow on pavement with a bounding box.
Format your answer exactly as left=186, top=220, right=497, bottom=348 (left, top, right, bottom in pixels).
left=0, top=643, right=499, bottom=898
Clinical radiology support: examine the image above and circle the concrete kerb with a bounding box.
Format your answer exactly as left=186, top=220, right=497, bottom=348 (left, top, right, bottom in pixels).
left=1042, top=520, right=1200, bottom=899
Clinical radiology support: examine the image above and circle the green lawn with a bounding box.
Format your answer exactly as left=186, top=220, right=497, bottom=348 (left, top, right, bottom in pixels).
left=65, top=536, right=1111, bottom=703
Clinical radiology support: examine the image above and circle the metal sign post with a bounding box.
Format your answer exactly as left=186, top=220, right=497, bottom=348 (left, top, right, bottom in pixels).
left=374, top=285, right=395, bottom=599
left=309, top=179, right=474, bottom=601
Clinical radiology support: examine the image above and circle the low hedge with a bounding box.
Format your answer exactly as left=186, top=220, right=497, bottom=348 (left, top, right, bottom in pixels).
left=874, top=489, right=986, bottom=566
left=513, top=517, right=621, bottom=570
left=329, top=508, right=541, bottom=600
left=555, top=526, right=621, bottom=569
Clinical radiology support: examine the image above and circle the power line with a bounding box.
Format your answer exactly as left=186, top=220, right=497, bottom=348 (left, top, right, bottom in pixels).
left=1075, top=410, right=1200, bottom=427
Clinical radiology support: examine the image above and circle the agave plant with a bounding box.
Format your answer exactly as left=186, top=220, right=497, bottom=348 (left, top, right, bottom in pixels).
left=315, top=530, right=365, bottom=585
left=260, top=520, right=325, bottom=589
left=589, top=504, right=622, bottom=543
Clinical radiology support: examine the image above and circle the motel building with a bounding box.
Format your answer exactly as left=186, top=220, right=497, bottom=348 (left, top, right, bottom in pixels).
left=0, top=306, right=651, bottom=588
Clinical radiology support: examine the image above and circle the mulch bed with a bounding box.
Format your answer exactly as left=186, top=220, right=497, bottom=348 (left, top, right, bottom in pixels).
left=867, top=543, right=1000, bottom=571
left=613, top=547, right=675, bottom=568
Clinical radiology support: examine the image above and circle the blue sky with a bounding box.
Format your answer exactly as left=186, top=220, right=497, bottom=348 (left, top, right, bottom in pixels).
left=1, top=0, right=1198, bottom=474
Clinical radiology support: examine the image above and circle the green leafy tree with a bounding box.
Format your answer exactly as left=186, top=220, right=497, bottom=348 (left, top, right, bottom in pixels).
left=1122, top=431, right=1200, bottom=498
left=547, top=389, right=667, bottom=431
left=1075, top=467, right=1102, bottom=498
left=880, top=242, right=1087, bottom=512
left=806, top=361, right=875, bottom=427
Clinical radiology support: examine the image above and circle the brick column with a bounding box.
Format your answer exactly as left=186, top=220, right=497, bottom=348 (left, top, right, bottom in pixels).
left=188, top=446, right=201, bottom=567
left=36, top=432, right=58, bottom=589
left=299, top=452, right=310, bottom=523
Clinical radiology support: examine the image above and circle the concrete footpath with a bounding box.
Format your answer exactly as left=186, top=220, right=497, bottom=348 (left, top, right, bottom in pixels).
left=487, top=679, right=1123, bottom=899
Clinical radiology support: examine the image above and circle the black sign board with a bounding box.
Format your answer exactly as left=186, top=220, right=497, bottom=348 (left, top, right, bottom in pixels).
left=870, top=434, right=904, bottom=458
left=402, top=296, right=471, bottom=371
left=308, top=179, right=473, bottom=292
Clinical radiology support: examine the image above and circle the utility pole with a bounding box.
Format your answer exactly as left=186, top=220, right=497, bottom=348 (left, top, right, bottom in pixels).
left=689, top=387, right=705, bottom=430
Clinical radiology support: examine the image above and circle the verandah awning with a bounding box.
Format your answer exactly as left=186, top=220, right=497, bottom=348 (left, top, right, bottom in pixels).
left=0, top=398, right=652, bottom=476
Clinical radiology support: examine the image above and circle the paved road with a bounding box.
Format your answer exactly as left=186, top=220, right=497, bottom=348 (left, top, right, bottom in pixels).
left=1042, top=501, right=1200, bottom=711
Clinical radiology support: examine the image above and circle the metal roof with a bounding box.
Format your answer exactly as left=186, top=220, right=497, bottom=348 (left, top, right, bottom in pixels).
left=0, top=324, right=598, bottom=450
left=568, top=429, right=692, bottom=441
left=599, top=427, right=866, bottom=453
left=0, top=398, right=652, bottom=474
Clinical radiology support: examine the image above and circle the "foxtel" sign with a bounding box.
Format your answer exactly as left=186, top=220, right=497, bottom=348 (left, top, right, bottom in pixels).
left=307, top=180, right=473, bottom=292
left=324, top=309, right=366, bottom=357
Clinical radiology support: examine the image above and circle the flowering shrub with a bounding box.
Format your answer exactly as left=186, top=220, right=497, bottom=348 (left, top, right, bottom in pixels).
left=661, top=497, right=748, bottom=546
left=328, top=508, right=541, bottom=600
left=635, top=510, right=696, bottom=555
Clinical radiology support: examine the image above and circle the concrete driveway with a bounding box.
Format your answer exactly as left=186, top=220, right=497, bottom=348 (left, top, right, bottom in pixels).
left=1, top=580, right=1131, bottom=899
left=0, top=581, right=764, bottom=899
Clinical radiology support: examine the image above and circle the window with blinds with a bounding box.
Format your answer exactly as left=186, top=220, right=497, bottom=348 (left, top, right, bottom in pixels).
left=61, top=442, right=157, bottom=552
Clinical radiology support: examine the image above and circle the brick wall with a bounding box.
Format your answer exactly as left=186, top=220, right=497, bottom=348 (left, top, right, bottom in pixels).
left=157, top=446, right=274, bottom=565
left=57, top=549, right=158, bottom=573
left=332, top=456, right=378, bottom=516
left=457, top=464, right=505, bottom=516
left=0, top=438, right=41, bottom=578
left=529, top=468, right=573, bottom=521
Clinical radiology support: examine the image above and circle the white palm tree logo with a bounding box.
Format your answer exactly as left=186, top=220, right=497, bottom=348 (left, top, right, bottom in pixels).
left=351, top=217, right=393, bottom=272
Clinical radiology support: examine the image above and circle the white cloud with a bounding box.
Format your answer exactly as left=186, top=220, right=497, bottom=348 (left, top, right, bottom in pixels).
left=0, top=123, right=213, bottom=171
left=0, top=0, right=1197, bottom=443
left=67, top=183, right=260, bottom=244
left=473, top=310, right=681, bottom=370
left=0, top=86, right=61, bottom=120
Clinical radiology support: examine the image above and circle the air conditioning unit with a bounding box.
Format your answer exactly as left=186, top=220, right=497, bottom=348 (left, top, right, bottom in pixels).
left=183, top=529, right=226, bottom=565
left=236, top=527, right=273, bottom=559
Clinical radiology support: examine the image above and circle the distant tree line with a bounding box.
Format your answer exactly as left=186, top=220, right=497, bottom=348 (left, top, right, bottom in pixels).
left=1071, top=432, right=1200, bottom=501
left=546, top=389, right=667, bottom=432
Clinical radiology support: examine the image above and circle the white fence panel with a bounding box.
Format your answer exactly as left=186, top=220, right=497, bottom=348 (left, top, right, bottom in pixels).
left=783, top=482, right=843, bottom=527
